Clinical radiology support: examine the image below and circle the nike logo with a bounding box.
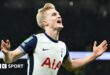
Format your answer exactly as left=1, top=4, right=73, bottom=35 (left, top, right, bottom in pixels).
left=42, top=48, right=49, bottom=51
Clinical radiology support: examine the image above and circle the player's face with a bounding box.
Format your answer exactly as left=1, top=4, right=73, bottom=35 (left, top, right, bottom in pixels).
left=44, top=9, right=63, bottom=30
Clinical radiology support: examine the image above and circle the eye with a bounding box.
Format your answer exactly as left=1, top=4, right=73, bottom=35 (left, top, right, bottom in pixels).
left=52, top=12, right=57, bottom=16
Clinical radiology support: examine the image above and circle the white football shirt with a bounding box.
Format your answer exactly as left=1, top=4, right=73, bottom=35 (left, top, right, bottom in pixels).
left=19, top=33, right=69, bottom=75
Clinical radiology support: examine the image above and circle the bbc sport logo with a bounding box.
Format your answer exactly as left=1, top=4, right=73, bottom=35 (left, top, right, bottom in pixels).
left=0, top=64, right=7, bottom=69
left=0, top=63, right=24, bottom=69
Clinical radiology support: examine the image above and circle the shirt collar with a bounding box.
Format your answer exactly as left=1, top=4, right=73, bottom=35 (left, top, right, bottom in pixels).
left=44, top=32, right=58, bottom=43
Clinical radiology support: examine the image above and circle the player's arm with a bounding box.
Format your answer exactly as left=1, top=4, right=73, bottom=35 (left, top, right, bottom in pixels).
left=1, top=35, right=37, bottom=63
left=1, top=40, right=24, bottom=63
left=62, top=40, right=108, bottom=71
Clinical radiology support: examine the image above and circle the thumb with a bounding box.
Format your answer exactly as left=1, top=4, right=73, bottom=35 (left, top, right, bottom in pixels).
left=93, top=41, right=97, bottom=48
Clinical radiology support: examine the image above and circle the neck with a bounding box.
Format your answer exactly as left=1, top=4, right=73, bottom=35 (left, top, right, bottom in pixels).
left=45, top=29, right=61, bottom=41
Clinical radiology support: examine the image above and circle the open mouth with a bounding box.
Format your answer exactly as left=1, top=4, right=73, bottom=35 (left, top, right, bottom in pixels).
left=57, top=19, right=62, bottom=24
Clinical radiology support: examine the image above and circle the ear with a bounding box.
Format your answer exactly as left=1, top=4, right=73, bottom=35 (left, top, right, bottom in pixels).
left=42, top=20, right=48, bottom=27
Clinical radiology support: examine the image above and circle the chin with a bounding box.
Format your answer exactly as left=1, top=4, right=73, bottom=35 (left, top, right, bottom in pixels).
left=54, top=24, right=64, bottom=30
left=56, top=26, right=64, bottom=31
left=58, top=24, right=64, bottom=28
left=60, top=26, right=64, bottom=29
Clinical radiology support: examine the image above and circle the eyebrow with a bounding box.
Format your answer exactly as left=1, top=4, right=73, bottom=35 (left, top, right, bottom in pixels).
left=52, top=11, right=60, bottom=15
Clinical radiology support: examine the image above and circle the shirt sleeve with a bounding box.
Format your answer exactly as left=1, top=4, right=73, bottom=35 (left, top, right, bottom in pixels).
left=19, top=35, right=37, bottom=54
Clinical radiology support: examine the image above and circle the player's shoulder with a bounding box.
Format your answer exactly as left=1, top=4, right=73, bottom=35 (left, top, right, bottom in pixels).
left=59, top=40, right=65, bottom=43
left=34, top=33, right=44, bottom=37
left=34, top=33, right=46, bottom=42
left=59, top=41, right=66, bottom=46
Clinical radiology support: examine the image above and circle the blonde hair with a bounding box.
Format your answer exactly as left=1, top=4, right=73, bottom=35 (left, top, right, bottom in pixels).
left=36, top=3, right=55, bottom=28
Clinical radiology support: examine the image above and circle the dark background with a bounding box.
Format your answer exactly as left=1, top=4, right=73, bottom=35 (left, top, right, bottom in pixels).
left=0, top=0, right=110, bottom=75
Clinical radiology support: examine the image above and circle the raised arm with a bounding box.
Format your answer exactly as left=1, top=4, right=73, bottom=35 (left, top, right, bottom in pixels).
left=1, top=40, right=24, bottom=63
left=1, top=35, right=37, bottom=63
left=62, top=40, right=108, bottom=71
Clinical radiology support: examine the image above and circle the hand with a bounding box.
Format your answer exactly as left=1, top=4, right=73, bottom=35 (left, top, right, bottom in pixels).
left=1, top=39, right=11, bottom=54
left=92, top=40, right=108, bottom=58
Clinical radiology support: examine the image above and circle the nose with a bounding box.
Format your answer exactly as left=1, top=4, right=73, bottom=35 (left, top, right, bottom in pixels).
left=59, top=14, right=61, bottom=17
left=57, top=13, right=61, bottom=18
left=57, top=14, right=61, bottom=18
